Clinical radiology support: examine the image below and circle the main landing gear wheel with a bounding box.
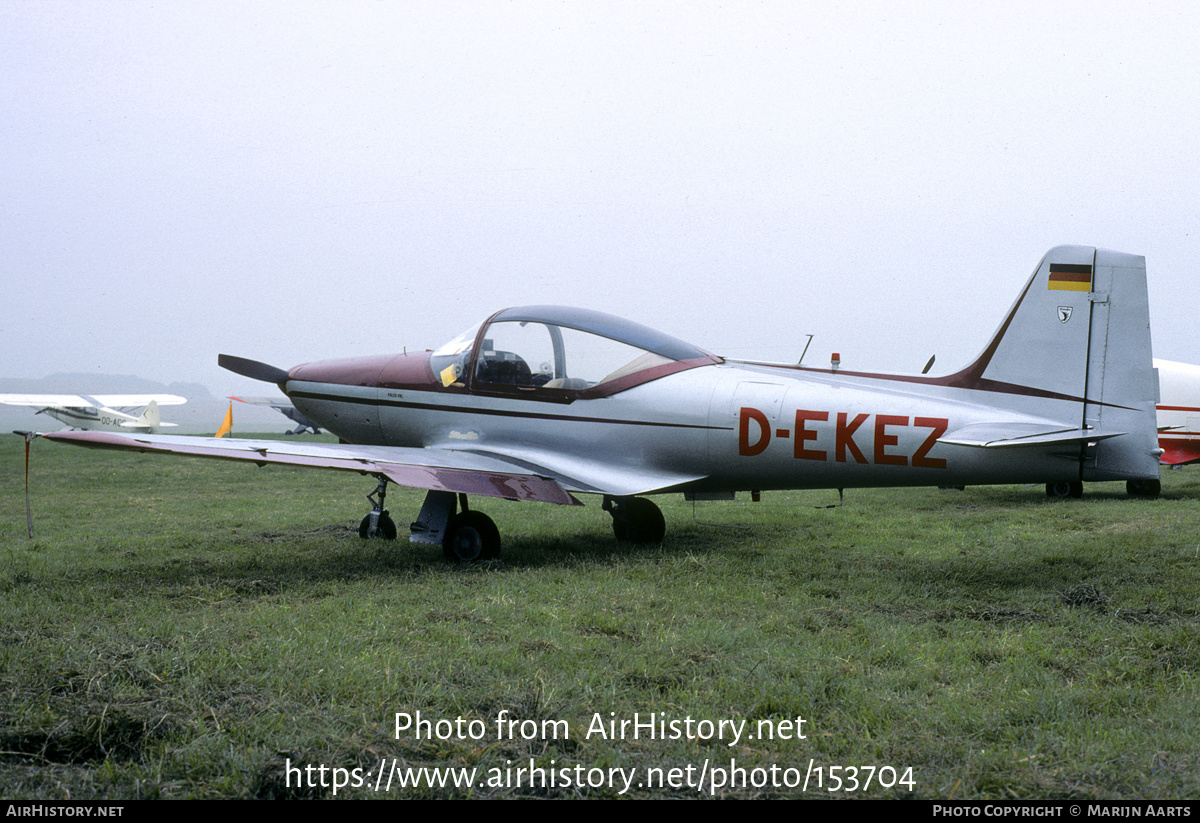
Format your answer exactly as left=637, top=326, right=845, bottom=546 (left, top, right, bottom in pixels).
left=1126, top=479, right=1161, bottom=498
left=443, top=511, right=501, bottom=561
left=359, top=512, right=397, bottom=540
left=1045, top=481, right=1083, bottom=499
left=604, top=496, right=666, bottom=544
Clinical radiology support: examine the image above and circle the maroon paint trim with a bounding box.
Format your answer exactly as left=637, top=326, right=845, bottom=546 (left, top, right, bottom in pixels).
left=290, top=351, right=451, bottom=392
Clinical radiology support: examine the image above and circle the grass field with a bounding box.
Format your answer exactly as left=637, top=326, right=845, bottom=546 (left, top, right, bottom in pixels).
left=2, top=432, right=1198, bottom=799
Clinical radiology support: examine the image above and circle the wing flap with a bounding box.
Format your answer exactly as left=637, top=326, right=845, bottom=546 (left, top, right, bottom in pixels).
left=40, top=431, right=580, bottom=505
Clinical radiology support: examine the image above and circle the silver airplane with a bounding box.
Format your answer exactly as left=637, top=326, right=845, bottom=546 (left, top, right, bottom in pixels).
left=228, top=396, right=322, bottom=435
left=39, top=246, right=1161, bottom=560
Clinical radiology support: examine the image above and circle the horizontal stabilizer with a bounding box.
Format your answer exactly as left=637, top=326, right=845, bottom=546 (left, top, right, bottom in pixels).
left=939, top=422, right=1125, bottom=449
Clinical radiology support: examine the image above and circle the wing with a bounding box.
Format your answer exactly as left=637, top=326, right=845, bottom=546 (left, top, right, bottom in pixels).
left=0, top=394, right=186, bottom=409
left=40, top=431, right=583, bottom=506
left=228, top=395, right=291, bottom=408
left=230, top=395, right=314, bottom=426
left=452, top=443, right=706, bottom=497
left=1159, top=440, right=1200, bottom=466
left=90, top=394, right=187, bottom=407
left=0, top=394, right=95, bottom=408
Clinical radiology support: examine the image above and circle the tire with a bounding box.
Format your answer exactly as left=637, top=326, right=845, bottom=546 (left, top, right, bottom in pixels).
left=1045, top=481, right=1083, bottom=499
left=359, top=512, right=398, bottom=539
left=443, top=511, right=501, bottom=561
left=1126, top=478, right=1161, bottom=498
left=610, top=497, right=666, bottom=544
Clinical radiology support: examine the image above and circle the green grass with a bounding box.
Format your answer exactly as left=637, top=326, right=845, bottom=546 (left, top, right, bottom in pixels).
left=2, top=433, right=1198, bottom=798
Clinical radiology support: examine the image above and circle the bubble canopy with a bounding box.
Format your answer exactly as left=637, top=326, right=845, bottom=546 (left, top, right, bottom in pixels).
left=430, top=306, right=718, bottom=396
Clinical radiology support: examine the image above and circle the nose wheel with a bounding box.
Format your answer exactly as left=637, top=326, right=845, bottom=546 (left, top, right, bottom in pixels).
left=359, top=511, right=397, bottom=539
left=359, top=476, right=398, bottom=539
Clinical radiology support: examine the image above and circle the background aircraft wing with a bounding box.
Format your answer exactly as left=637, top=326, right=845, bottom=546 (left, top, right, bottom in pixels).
left=90, top=394, right=187, bottom=407
left=40, top=431, right=583, bottom=505
left=1159, top=442, right=1200, bottom=466
left=229, top=395, right=320, bottom=430
left=0, top=394, right=186, bottom=409
left=0, top=394, right=94, bottom=408
left=229, top=395, right=291, bottom=408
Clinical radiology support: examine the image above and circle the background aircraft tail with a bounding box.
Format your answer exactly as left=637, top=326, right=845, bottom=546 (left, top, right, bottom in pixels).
left=950, top=245, right=1160, bottom=482
left=125, top=399, right=177, bottom=432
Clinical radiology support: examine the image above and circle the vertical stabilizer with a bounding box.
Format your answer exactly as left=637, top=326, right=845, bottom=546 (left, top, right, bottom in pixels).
left=138, top=400, right=161, bottom=432
left=952, top=246, right=1160, bottom=482
left=964, top=245, right=1099, bottom=399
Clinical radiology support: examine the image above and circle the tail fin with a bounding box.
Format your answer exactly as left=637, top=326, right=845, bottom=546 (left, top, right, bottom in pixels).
left=949, top=246, right=1160, bottom=481
left=136, top=400, right=161, bottom=431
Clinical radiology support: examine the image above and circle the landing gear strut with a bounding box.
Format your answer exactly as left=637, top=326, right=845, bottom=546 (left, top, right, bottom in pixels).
left=359, top=475, right=398, bottom=539
left=603, top=495, right=665, bottom=543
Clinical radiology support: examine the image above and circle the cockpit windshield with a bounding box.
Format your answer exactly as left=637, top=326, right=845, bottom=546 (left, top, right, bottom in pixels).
left=429, top=306, right=714, bottom=395
left=429, top=322, right=480, bottom=387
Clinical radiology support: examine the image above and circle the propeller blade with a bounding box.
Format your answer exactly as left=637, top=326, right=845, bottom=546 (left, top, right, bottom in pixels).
left=218, top=354, right=291, bottom=385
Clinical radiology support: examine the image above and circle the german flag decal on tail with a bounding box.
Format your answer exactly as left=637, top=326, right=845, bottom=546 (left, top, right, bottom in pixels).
left=1048, top=263, right=1092, bottom=291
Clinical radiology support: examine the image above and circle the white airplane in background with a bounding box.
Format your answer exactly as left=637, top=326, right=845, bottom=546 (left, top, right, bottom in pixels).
left=2, top=394, right=185, bottom=433
left=1155, top=359, right=1200, bottom=467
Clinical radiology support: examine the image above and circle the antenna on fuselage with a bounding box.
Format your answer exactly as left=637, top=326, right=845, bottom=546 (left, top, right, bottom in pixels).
left=922, top=355, right=936, bottom=375
left=797, top=334, right=813, bottom=366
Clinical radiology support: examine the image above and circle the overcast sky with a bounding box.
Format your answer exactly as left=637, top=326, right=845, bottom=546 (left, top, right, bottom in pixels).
left=3, top=0, right=1198, bottom=396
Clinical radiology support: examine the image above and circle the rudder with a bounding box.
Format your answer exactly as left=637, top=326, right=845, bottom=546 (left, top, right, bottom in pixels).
left=1081, top=249, right=1159, bottom=481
